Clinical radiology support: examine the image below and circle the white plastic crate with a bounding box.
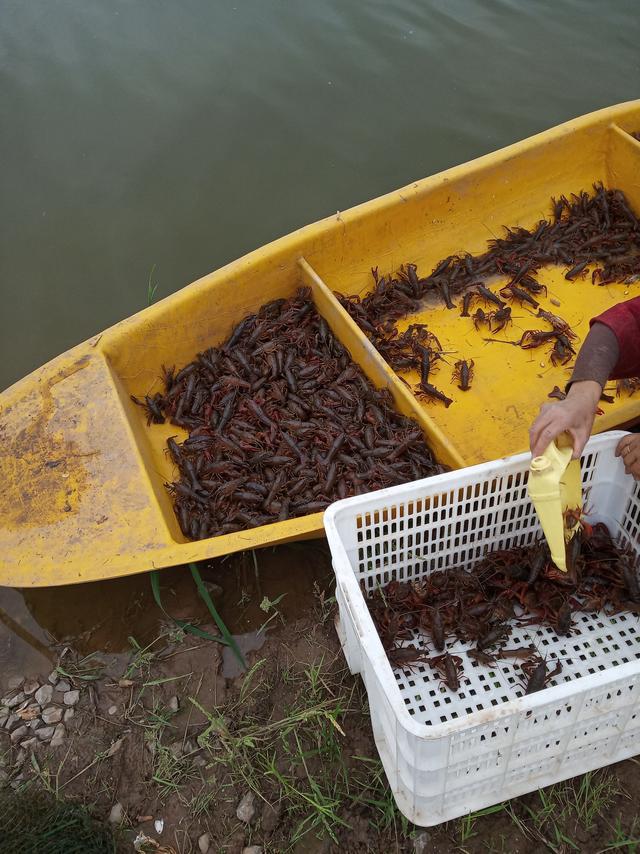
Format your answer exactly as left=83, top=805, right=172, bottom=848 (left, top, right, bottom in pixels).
left=324, top=431, right=640, bottom=827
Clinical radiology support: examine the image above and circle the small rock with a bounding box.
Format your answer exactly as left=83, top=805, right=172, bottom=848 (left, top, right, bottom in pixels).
left=19, top=737, right=38, bottom=750
left=63, top=690, right=80, bottom=706
left=118, top=678, right=134, bottom=688
left=236, top=790, right=256, bottom=824
left=56, top=679, right=71, bottom=693
left=3, top=693, right=25, bottom=709
left=108, top=802, right=124, bottom=824
left=105, top=737, right=125, bottom=758
left=261, top=801, right=281, bottom=834
left=28, top=719, right=42, bottom=731
left=50, top=724, right=65, bottom=747
left=10, top=774, right=25, bottom=789
left=42, top=707, right=63, bottom=725
left=184, top=738, right=196, bottom=754
left=108, top=705, right=117, bottom=716
left=193, top=756, right=207, bottom=767
left=37, top=726, right=56, bottom=741
left=7, top=676, right=24, bottom=692
left=63, top=708, right=75, bottom=723
left=154, top=818, right=164, bottom=834
left=0, top=716, right=7, bottom=730
left=198, top=834, right=211, bottom=854
left=47, top=671, right=60, bottom=686
left=22, top=680, right=39, bottom=696
left=4, top=714, right=20, bottom=732
left=10, top=725, right=28, bottom=744
left=413, top=830, right=432, bottom=854
left=168, top=696, right=179, bottom=713
left=34, top=685, right=53, bottom=706
left=13, top=749, right=26, bottom=768
left=243, top=848, right=263, bottom=854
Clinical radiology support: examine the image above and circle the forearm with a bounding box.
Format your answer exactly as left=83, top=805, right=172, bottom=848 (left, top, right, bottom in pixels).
left=568, top=322, right=619, bottom=389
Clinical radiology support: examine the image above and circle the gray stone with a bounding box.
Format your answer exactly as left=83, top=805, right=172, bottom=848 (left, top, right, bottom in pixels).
left=37, top=726, right=56, bottom=741
left=4, top=714, right=20, bottom=732
left=261, top=801, right=281, bottom=834
left=34, top=685, right=53, bottom=706
left=19, top=737, right=38, bottom=750
left=193, top=756, right=207, bottom=767
left=47, top=671, right=60, bottom=686
left=184, top=738, right=196, bottom=754
left=107, top=705, right=117, bottom=716
left=0, top=716, right=7, bottom=729
left=243, top=848, right=263, bottom=854
left=7, top=676, right=24, bottom=692
left=63, top=690, right=80, bottom=706
left=10, top=725, right=28, bottom=744
left=28, top=719, right=42, bottom=731
left=13, top=749, right=26, bottom=768
left=42, top=706, right=63, bottom=726
left=236, top=790, right=256, bottom=824
left=108, top=802, right=123, bottom=824
left=56, top=679, right=71, bottom=693
left=63, top=708, right=75, bottom=723
left=2, top=693, right=25, bottom=709
left=22, top=680, right=39, bottom=696
left=50, top=724, right=65, bottom=747
left=413, top=831, right=433, bottom=854
left=198, top=834, right=211, bottom=854
left=168, top=695, right=179, bottom=713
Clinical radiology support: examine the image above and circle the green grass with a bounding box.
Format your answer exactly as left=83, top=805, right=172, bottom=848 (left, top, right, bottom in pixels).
left=506, top=771, right=622, bottom=852
left=601, top=815, right=640, bottom=852
left=190, top=657, right=359, bottom=848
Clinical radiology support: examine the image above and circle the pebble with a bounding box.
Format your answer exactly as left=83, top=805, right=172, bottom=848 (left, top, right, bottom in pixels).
left=168, top=696, right=179, bottom=713
left=108, top=705, right=118, bottom=716
left=48, top=671, right=60, bottom=686
left=193, top=756, right=207, bottom=768
left=108, top=802, right=124, bottom=824
left=50, top=724, right=65, bottom=747
left=236, top=790, right=256, bottom=824
left=10, top=725, right=28, bottom=744
left=34, top=685, right=53, bottom=706
left=3, top=693, right=25, bottom=709
left=20, top=737, right=38, bottom=751
left=4, top=714, right=20, bottom=732
left=42, top=706, right=63, bottom=726
left=261, top=801, right=280, bottom=834
left=22, top=680, right=39, bottom=696
left=243, top=848, right=263, bottom=854
left=37, top=726, right=56, bottom=741
left=28, top=719, right=42, bottom=731
left=56, top=680, right=71, bottom=694
left=198, top=834, right=210, bottom=853
left=63, top=690, right=80, bottom=706
left=7, top=676, right=24, bottom=692
left=63, top=708, right=75, bottom=723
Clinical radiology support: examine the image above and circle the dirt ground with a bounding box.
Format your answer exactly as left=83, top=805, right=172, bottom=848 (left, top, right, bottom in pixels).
left=1, top=547, right=639, bottom=853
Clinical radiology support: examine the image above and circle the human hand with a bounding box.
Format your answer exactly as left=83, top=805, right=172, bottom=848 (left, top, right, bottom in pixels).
left=615, top=434, right=640, bottom=480
left=529, top=381, right=601, bottom=459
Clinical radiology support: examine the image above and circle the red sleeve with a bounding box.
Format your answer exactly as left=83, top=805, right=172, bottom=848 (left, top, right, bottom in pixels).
left=591, top=296, right=640, bottom=379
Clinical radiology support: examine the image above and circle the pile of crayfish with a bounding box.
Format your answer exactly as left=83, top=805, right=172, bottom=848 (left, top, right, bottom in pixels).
left=367, top=522, right=640, bottom=695
left=338, top=184, right=640, bottom=406
left=133, top=288, right=444, bottom=540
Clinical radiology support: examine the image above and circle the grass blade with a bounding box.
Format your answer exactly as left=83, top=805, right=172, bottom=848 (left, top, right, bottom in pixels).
left=189, top=563, right=245, bottom=668
left=150, top=570, right=228, bottom=646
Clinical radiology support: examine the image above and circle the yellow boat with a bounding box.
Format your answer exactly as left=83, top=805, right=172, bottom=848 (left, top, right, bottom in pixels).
left=2, top=100, right=640, bottom=588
